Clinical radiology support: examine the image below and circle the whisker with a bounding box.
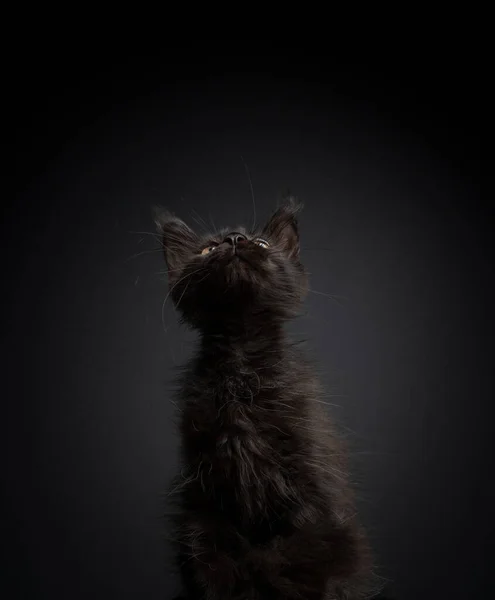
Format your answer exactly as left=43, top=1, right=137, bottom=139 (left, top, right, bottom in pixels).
left=241, top=155, right=256, bottom=232
left=308, top=289, right=349, bottom=301
left=208, top=212, right=217, bottom=231
left=174, top=279, right=191, bottom=312
left=190, top=209, right=211, bottom=234
left=161, top=267, right=206, bottom=334
left=154, top=266, right=192, bottom=276
left=129, top=230, right=163, bottom=240
left=125, top=247, right=165, bottom=261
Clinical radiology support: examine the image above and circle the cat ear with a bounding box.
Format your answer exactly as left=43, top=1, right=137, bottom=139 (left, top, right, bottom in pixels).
left=153, top=206, right=199, bottom=283
left=262, top=197, right=303, bottom=258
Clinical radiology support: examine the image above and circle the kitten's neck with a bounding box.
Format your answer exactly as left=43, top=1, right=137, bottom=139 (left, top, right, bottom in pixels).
left=198, top=320, right=286, bottom=367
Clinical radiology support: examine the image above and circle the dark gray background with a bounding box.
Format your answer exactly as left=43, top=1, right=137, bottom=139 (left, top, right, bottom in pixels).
left=5, top=53, right=492, bottom=599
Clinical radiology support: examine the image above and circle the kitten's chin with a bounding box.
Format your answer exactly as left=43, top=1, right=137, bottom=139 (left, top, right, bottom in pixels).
left=220, top=253, right=253, bottom=277
left=227, top=249, right=259, bottom=273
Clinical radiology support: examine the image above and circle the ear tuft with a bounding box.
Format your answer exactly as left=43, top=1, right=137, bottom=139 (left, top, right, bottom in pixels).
left=262, top=196, right=303, bottom=257
left=151, top=206, right=198, bottom=284
left=153, top=205, right=176, bottom=233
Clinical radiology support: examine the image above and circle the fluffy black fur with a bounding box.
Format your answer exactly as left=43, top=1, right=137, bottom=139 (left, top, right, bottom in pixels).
left=157, top=199, right=377, bottom=599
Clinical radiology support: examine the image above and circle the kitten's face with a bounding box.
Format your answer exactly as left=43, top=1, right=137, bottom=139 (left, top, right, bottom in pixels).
left=155, top=198, right=308, bottom=330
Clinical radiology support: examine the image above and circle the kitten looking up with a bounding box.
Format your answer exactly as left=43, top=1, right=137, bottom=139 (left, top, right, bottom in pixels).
left=156, top=198, right=376, bottom=600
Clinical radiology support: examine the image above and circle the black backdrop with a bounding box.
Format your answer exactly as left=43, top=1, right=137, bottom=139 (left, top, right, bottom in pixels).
left=6, top=51, right=492, bottom=599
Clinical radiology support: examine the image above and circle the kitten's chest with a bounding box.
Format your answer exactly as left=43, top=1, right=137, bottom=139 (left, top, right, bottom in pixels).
left=183, top=387, right=272, bottom=465
left=181, top=380, right=289, bottom=504
left=183, top=371, right=266, bottom=439
left=178, top=367, right=314, bottom=525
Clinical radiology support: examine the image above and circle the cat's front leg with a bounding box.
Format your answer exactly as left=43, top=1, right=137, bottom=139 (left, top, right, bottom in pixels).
left=176, top=517, right=242, bottom=599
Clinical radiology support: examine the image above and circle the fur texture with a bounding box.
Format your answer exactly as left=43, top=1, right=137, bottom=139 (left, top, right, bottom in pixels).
left=157, top=199, right=377, bottom=599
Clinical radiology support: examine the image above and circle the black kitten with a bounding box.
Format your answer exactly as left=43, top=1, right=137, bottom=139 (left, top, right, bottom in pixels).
left=156, top=199, right=376, bottom=599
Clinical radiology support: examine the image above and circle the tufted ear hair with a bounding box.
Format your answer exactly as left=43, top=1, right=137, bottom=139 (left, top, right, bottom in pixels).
left=262, top=196, right=303, bottom=258
left=153, top=206, right=199, bottom=285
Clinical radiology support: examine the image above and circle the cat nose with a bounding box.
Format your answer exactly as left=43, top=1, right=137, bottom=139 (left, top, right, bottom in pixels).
left=223, top=233, right=247, bottom=246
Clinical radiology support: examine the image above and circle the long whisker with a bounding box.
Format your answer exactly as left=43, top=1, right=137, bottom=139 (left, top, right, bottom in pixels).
left=208, top=212, right=217, bottom=231
left=300, top=286, right=349, bottom=307
left=125, top=247, right=165, bottom=261
left=174, top=277, right=193, bottom=313
left=308, top=289, right=349, bottom=301
left=190, top=209, right=211, bottom=234
left=129, top=230, right=163, bottom=240
left=154, top=266, right=194, bottom=276
left=241, top=155, right=256, bottom=232
left=161, top=267, right=206, bottom=334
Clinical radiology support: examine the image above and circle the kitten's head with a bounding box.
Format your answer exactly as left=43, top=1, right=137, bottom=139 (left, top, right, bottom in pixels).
left=155, top=198, right=308, bottom=331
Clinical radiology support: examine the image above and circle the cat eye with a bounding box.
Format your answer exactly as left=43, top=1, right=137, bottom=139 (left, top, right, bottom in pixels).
left=253, top=238, right=270, bottom=248
left=201, top=245, right=218, bottom=255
